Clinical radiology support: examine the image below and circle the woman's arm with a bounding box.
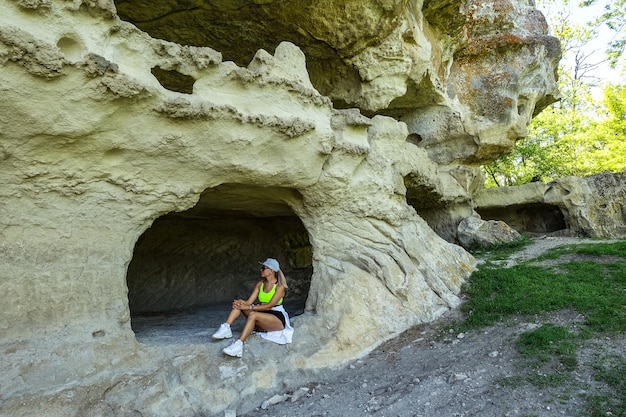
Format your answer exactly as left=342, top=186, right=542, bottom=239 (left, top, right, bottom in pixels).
left=232, top=281, right=262, bottom=310
left=250, top=284, right=285, bottom=311
left=245, top=281, right=261, bottom=305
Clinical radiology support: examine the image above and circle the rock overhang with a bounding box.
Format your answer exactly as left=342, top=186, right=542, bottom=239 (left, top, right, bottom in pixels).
left=111, top=0, right=560, bottom=120
left=0, top=0, right=562, bottom=414
left=1, top=0, right=556, bottom=344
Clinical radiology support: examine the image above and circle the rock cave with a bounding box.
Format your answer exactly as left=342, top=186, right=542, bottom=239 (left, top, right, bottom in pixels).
left=474, top=173, right=626, bottom=239
left=476, top=202, right=567, bottom=236
left=3, top=0, right=599, bottom=415
left=127, top=184, right=313, bottom=337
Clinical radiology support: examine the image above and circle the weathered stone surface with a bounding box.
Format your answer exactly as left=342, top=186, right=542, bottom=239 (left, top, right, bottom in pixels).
left=113, top=0, right=560, bottom=164
left=457, top=214, right=522, bottom=249
left=109, top=0, right=562, bottom=250
left=474, top=172, right=626, bottom=238
left=0, top=0, right=561, bottom=415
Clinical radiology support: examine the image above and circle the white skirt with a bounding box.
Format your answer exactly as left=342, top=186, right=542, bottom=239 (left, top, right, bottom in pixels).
left=259, top=304, right=293, bottom=345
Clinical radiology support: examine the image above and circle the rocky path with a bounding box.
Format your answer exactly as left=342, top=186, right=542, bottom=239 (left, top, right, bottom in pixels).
left=491, top=236, right=619, bottom=267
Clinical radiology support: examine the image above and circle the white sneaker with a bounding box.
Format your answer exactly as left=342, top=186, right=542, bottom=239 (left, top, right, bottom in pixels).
left=212, top=323, right=232, bottom=340
left=223, top=340, right=243, bottom=358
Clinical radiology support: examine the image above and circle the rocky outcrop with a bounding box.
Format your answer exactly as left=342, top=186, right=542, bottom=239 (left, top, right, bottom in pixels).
left=474, top=172, right=626, bottom=238
left=0, top=0, right=560, bottom=415
left=457, top=214, right=522, bottom=249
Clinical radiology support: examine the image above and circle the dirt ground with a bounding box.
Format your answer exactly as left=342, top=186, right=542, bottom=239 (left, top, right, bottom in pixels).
left=238, top=237, right=625, bottom=417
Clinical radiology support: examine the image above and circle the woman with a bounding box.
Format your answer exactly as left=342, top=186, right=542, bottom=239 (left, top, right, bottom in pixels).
left=212, top=258, right=293, bottom=358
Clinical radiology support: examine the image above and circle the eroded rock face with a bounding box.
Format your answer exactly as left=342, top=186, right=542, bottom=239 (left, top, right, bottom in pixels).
left=457, top=214, right=522, bottom=249
left=0, top=0, right=558, bottom=415
left=474, top=172, right=626, bottom=238
left=113, top=0, right=560, bottom=163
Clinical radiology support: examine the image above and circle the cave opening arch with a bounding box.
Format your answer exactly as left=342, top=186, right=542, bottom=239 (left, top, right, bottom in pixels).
left=126, top=184, right=313, bottom=339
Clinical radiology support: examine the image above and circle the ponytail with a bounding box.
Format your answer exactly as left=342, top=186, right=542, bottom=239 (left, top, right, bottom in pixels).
left=276, top=269, right=288, bottom=289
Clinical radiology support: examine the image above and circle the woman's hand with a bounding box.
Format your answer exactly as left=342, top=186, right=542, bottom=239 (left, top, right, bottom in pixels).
left=232, top=299, right=249, bottom=310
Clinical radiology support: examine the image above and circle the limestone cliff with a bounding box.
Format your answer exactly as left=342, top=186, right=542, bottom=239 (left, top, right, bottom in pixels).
left=0, top=0, right=559, bottom=415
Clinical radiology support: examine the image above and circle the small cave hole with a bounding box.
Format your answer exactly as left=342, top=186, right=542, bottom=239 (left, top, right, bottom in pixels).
left=151, top=66, right=196, bottom=94
left=57, top=36, right=84, bottom=62
left=406, top=133, right=423, bottom=146
left=126, top=185, right=313, bottom=343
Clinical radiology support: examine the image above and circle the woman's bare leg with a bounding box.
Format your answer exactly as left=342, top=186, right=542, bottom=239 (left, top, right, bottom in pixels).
left=224, top=308, right=242, bottom=325
left=239, top=312, right=284, bottom=342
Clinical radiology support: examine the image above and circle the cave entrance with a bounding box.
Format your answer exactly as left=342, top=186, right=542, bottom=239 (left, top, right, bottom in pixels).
left=127, top=184, right=313, bottom=342
left=476, top=202, right=567, bottom=235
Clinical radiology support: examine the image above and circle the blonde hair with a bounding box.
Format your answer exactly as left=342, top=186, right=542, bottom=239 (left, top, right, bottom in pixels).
left=276, top=269, right=288, bottom=289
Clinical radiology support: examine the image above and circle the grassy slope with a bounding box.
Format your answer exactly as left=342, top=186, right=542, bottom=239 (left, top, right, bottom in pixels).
left=463, top=240, right=626, bottom=417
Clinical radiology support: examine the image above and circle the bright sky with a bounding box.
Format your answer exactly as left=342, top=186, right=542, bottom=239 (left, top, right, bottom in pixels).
left=536, top=0, right=624, bottom=86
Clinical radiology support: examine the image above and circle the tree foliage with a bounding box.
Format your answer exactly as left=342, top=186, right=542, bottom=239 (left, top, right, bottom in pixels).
left=483, top=0, right=626, bottom=188
left=581, top=0, right=626, bottom=68
left=484, top=84, right=626, bottom=187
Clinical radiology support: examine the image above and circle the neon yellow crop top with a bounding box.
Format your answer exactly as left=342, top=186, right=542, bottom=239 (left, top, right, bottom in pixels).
left=258, top=283, right=283, bottom=305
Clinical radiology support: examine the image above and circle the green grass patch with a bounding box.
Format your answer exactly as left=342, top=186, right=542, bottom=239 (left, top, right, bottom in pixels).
left=461, top=240, right=626, bottom=415
left=516, top=324, right=578, bottom=370
left=539, top=240, right=626, bottom=260
left=461, top=260, right=626, bottom=332
left=526, top=372, right=569, bottom=388
left=585, top=355, right=626, bottom=417
left=500, top=324, right=579, bottom=389
left=470, top=235, right=532, bottom=261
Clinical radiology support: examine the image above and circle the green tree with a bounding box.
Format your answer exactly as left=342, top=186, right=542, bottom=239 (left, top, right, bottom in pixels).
left=482, top=1, right=625, bottom=188
left=580, top=84, right=626, bottom=173
left=581, top=0, right=626, bottom=68
left=484, top=84, right=626, bottom=187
